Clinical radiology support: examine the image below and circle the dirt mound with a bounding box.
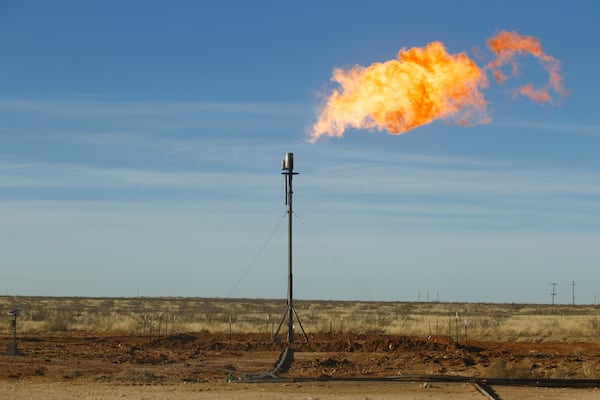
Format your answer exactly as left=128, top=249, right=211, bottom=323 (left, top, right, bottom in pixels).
left=148, top=333, right=199, bottom=348
left=133, top=332, right=463, bottom=354
left=299, top=334, right=460, bottom=353
left=2, top=332, right=600, bottom=384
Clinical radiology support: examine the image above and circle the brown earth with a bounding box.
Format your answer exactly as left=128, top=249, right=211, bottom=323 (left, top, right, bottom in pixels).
left=2, top=332, right=600, bottom=399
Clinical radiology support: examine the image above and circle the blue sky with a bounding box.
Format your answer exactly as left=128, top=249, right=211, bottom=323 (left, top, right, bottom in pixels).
left=1, top=1, right=599, bottom=303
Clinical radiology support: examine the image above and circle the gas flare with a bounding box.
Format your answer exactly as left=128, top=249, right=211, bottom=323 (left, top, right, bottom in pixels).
left=309, top=30, right=566, bottom=142
left=486, top=31, right=567, bottom=103
left=309, top=42, right=488, bottom=143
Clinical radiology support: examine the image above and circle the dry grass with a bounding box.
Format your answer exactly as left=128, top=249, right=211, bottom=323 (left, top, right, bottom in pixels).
left=1, top=296, right=599, bottom=342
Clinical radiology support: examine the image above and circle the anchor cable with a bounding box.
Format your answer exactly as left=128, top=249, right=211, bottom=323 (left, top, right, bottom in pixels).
left=226, top=210, right=287, bottom=298
left=293, top=211, right=374, bottom=300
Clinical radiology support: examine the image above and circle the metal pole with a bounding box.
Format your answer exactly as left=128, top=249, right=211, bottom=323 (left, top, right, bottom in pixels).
left=276, top=153, right=305, bottom=344
left=12, top=314, right=17, bottom=344
left=287, top=159, right=294, bottom=343
left=7, top=308, right=20, bottom=355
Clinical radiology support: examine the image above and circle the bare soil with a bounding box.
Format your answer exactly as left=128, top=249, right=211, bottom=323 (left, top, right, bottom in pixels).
left=2, top=332, right=600, bottom=399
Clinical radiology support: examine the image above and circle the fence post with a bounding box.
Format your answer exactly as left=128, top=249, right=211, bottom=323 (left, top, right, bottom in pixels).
left=455, top=312, right=459, bottom=343
left=428, top=320, right=431, bottom=336
left=229, top=316, right=232, bottom=348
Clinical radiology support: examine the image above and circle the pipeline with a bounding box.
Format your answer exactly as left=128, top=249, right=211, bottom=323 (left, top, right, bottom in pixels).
left=208, top=347, right=294, bottom=382
left=239, top=347, right=294, bottom=380
left=234, top=373, right=600, bottom=388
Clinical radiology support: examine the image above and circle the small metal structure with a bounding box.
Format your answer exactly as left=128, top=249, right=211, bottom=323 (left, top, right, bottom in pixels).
left=7, top=308, right=20, bottom=355
left=274, top=153, right=308, bottom=344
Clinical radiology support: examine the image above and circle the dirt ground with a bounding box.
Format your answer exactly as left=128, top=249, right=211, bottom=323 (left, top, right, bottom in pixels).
left=2, top=332, right=600, bottom=399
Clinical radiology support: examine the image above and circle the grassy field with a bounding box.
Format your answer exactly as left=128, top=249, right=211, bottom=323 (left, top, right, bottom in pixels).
left=1, top=296, right=600, bottom=342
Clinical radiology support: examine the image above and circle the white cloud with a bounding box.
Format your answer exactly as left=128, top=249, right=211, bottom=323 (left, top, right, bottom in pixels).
left=498, top=119, right=600, bottom=137
left=0, top=97, right=310, bottom=117
left=3, top=153, right=600, bottom=201
left=304, top=158, right=600, bottom=198
left=0, top=160, right=274, bottom=191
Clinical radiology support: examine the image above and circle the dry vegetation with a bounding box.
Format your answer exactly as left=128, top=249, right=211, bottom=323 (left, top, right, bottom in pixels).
left=2, top=296, right=600, bottom=387
left=1, top=296, right=599, bottom=342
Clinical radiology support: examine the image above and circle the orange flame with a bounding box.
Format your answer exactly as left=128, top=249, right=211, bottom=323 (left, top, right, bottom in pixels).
left=310, top=42, right=488, bottom=143
left=486, top=30, right=567, bottom=103
left=310, top=30, right=567, bottom=142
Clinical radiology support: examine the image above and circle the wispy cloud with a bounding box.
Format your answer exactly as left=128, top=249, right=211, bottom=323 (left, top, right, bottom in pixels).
left=0, top=96, right=310, bottom=117
left=0, top=96, right=313, bottom=155
left=303, top=144, right=507, bottom=169
left=498, top=119, right=600, bottom=137
left=306, top=145, right=600, bottom=198
left=0, top=161, right=273, bottom=192
left=3, top=149, right=600, bottom=201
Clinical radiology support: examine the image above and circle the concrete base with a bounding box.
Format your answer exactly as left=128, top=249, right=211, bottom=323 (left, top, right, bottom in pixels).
left=7, top=342, right=18, bottom=355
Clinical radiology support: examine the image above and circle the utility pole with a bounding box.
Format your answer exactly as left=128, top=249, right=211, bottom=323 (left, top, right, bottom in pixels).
left=571, top=281, right=576, bottom=305
left=550, top=283, right=557, bottom=305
